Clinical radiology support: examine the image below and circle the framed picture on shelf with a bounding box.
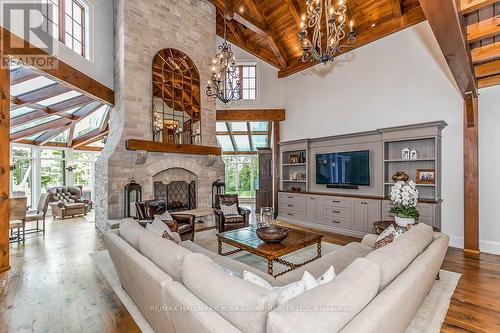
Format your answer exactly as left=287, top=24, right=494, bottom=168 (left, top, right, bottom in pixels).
left=288, top=155, right=300, bottom=164
left=402, top=148, right=410, bottom=160
left=416, top=169, right=435, bottom=184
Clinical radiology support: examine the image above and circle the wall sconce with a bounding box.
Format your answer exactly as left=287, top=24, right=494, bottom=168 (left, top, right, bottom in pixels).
left=66, top=165, right=74, bottom=172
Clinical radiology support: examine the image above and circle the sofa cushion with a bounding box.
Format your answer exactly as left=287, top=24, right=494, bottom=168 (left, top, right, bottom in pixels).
left=180, top=240, right=218, bottom=259
left=182, top=253, right=278, bottom=333
left=267, top=258, right=381, bottom=333
left=212, top=255, right=276, bottom=285
left=274, top=242, right=372, bottom=286
left=365, top=223, right=434, bottom=291
left=119, top=218, right=145, bottom=249
left=138, top=229, right=192, bottom=281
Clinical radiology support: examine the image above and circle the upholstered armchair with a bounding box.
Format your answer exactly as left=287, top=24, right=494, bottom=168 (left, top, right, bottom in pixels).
left=135, top=199, right=195, bottom=241
left=214, top=194, right=250, bottom=232
left=47, top=186, right=90, bottom=219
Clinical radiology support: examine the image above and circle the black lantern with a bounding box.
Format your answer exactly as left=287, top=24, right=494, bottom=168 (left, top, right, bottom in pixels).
left=211, top=179, right=225, bottom=208
left=124, top=181, right=142, bottom=218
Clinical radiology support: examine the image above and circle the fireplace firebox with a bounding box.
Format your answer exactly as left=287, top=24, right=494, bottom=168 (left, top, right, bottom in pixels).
left=154, top=180, right=196, bottom=212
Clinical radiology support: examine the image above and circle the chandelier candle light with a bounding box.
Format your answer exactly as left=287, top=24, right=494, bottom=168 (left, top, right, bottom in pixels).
left=298, top=0, right=357, bottom=64
left=206, top=0, right=241, bottom=104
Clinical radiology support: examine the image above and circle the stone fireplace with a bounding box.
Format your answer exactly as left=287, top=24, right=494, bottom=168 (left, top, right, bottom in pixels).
left=94, top=0, right=224, bottom=231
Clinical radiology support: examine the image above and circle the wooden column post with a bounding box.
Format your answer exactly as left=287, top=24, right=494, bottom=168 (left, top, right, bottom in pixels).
left=272, top=120, right=280, bottom=215
left=464, top=94, right=479, bottom=253
left=0, top=53, right=10, bottom=272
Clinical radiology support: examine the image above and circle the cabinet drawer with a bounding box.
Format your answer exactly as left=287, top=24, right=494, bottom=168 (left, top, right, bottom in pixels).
left=279, top=201, right=305, bottom=212
left=322, top=216, right=351, bottom=229
left=324, top=197, right=352, bottom=208
left=279, top=193, right=306, bottom=205
left=323, top=206, right=351, bottom=219
left=279, top=210, right=305, bottom=220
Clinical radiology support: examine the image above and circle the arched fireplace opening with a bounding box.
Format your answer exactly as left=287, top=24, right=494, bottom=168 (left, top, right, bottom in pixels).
left=153, top=168, right=197, bottom=212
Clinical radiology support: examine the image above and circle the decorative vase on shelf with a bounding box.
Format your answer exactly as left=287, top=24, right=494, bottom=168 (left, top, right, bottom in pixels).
left=394, top=216, right=416, bottom=228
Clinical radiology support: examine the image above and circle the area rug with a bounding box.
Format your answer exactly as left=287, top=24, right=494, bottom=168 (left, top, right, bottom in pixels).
left=90, top=229, right=461, bottom=333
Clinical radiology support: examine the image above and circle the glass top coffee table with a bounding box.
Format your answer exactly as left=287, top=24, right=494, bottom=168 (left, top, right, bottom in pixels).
left=217, top=226, right=323, bottom=277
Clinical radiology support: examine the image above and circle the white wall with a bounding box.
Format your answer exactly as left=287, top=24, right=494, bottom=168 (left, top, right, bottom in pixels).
left=215, top=37, right=285, bottom=110
left=478, top=85, right=500, bottom=254
left=1, top=0, right=114, bottom=88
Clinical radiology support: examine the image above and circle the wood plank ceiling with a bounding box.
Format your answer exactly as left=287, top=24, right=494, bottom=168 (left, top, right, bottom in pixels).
left=462, top=0, right=500, bottom=89
left=9, top=63, right=110, bottom=151
left=211, top=0, right=426, bottom=77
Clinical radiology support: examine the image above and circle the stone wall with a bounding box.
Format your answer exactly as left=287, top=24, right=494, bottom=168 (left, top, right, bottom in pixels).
left=95, top=0, right=223, bottom=231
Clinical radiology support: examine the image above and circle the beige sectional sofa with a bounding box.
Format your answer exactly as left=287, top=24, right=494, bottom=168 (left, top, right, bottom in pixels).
left=104, top=220, right=449, bottom=333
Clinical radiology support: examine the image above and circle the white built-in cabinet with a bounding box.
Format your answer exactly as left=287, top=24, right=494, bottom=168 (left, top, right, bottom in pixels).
left=277, top=121, right=446, bottom=237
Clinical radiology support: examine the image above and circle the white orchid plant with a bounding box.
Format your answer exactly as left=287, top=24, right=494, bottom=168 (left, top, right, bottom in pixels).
left=389, top=180, right=420, bottom=221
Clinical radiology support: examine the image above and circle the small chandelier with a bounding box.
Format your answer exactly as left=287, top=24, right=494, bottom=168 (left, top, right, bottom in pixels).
left=298, top=0, right=357, bottom=64
left=206, top=0, right=240, bottom=104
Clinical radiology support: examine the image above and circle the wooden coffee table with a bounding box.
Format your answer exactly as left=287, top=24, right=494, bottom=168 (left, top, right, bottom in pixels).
left=217, top=226, right=323, bottom=277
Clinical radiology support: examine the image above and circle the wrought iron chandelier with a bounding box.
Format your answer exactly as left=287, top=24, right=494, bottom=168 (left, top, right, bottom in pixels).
left=206, top=0, right=240, bottom=104
left=298, top=0, right=357, bottom=64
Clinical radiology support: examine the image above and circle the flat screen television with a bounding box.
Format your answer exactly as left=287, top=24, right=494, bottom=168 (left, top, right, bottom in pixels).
left=316, top=150, right=370, bottom=186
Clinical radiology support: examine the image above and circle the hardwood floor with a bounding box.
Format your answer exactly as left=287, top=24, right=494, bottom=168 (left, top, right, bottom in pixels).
left=0, top=214, right=140, bottom=333
left=1, top=214, right=499, bottom=332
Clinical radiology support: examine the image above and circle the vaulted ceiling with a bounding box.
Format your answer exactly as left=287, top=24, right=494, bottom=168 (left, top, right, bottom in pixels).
left=210, top=0, right=427, bottom=77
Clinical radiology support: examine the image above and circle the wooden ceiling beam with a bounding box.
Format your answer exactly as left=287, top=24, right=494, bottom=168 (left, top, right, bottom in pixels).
left=216, top=109, right=285, bottom=121
left=390, top=0, right=404, bottom=18
left=1, top=27, right=114, bottom=105
left=475, top=59, right=500, bottom=78
left=466, top=16, right=500, bottom=43
left=478, top=73, right=500, bottom=88
left=217, top=20, right=281, bottom=68
left=67, top=124, right=75, bottom=147
left=461, top=0, right=499, bottom=15
left=418, top=0, right=477, bottom=96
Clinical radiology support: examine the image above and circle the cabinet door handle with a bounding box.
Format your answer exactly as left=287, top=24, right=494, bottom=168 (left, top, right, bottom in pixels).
left=310, top=197, right=315, bottom=200
left=287, top=204, right=293, bottom=207
left=287, top=213, right=294, bottom=216
left=287, top=196, right=294, bottom=199
left=332, top=200, right=341, bottom=203
left=331, top=220, right=340, bottom=224
left=332, top=210, right=340, bottom=214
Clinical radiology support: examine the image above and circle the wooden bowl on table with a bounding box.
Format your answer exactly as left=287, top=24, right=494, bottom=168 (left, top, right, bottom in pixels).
left=256, top=226, right=289, bottom=243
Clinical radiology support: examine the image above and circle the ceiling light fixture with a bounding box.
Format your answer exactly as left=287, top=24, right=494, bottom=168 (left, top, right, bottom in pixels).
left=298, top=0, right=357, bottom=64
left=206, top=0, right=240, bottom=104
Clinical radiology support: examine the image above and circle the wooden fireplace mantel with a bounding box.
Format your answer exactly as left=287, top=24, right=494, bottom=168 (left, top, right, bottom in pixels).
left=126, top=139, right=222, bottom=155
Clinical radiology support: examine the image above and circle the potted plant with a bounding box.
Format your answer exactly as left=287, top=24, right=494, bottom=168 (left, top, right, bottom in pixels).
left=389, top=180, right=420, bottom=227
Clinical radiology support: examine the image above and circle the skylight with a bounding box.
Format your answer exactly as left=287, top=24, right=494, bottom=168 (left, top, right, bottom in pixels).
left=38, top=90, right=81, bottom=106
left=216, top=121, right=271, bottom=153
left=11, top=115, right=61, bottom=134
left=10, top=76, right=55, bottom=96
left=73, top=105, right=108, bottom=138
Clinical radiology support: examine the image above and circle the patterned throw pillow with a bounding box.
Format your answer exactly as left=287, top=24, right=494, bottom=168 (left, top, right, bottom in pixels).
left=147, top=217, right=178, bottom=243
left=161, top=230, right=179, bottom=244
left=220, top=203, right=239, bottom=216
left=374, top=225, right=403, bottom=249
left=243, top=266, right=335, bottom=305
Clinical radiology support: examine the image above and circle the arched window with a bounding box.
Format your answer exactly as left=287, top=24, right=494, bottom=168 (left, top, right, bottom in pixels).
left=152, top=49, right=202, bottom=145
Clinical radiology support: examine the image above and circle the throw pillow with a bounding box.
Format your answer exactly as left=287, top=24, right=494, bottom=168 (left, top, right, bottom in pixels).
left=220, top=203, right=239, bottom=216
left=147, top=217, right=178, bottom=243
left=374, top=225, right=403, bottom=249
left=243, top=265, right=335, bottom=305
left=154, top=211, right=174, bottom=222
